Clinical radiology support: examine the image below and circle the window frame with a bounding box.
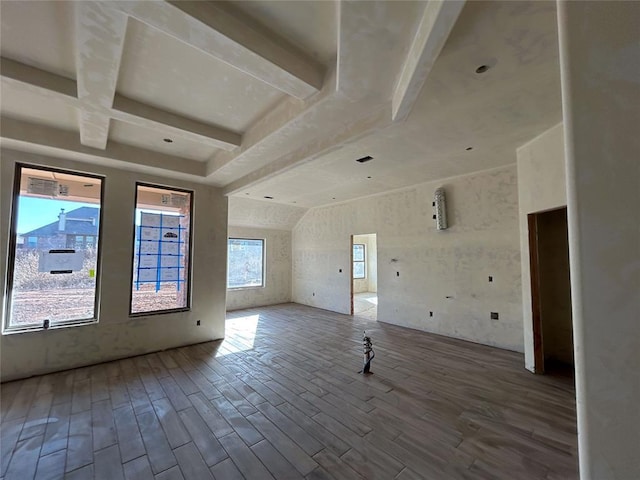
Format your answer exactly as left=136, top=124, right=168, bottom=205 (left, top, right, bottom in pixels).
left=128, top=182, right=194, bottom=317
left=227, top=237, right=265, bottom=290
left=353, top=243, right=366, bottom=279
left=3, top=163, right=105, bottom=334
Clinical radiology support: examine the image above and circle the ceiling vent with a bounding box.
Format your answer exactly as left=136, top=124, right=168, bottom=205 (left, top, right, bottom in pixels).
left=356, top=155, right=373, bottom=163
left=28, top=177, right=58, bottom=196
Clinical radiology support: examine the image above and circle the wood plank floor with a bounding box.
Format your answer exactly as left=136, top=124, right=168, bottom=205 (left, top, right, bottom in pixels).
left=1, top=303, right=578, bottom=479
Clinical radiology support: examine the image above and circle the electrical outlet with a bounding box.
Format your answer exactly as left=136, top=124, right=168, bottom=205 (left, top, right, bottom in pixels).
left=491, top=312, right=499, bottom=320
left=488, top=276, right=493, bottom=282
left=312, top=292, right=315, bottom=296
left=396, top=271, right=400, bottom=277
left=429, top=311, right=433, bottom=317
left=196, top=320, right=201, bottom=326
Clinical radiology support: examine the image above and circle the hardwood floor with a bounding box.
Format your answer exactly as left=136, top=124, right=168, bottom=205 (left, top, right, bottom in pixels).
left=1, top=303, right=578, bottom=479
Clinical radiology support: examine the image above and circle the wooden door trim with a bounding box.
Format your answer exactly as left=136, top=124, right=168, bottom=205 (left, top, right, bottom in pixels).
left=528, top=213, right=544, bottom=374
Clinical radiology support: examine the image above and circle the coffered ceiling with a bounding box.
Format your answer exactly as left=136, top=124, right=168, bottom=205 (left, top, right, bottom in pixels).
left=0, top=0, right=561, bottom=224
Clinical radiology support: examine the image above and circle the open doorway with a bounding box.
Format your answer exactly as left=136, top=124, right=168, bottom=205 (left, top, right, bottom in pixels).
left=351, top=233, right=377, bottom=320
left=528, top=207, right=574, bottom=375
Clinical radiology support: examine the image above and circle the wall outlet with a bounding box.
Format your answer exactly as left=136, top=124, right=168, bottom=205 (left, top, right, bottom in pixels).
left=488, top=276, right=493, bottom=282
left=429, top=311, right=433, bottom=317
left=490, top=312, right=499, bottom=320
left=312, top=292, right=315, bottom=296
left=396, top=271, right=400, bottom=277
left=196, top=320, right=201, bottom=326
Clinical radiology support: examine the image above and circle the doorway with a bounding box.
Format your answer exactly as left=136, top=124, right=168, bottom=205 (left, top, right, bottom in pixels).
left=528, top=207, right=574, bottom=374
left=350, top=233, right=377, bottom=320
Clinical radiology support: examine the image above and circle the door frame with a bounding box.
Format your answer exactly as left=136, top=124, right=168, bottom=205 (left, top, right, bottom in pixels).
left=350, top=235, right=354, bottom=315
left=528, top=212, right=545, bottom=373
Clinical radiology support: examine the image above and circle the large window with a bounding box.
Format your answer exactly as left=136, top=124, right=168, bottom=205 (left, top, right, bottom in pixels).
left=4, top=165, right=103, bottom=332
left=353, top=244, right=366, bottom=279
left=228, top=238, right=264, bottom=289
left=130, top=184, right=192, bottom=315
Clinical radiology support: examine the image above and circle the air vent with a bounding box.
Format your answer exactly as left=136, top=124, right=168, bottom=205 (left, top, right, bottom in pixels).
left=28, top=177, right=58, bottom=196
left=356, top=155, right=373, bottom=163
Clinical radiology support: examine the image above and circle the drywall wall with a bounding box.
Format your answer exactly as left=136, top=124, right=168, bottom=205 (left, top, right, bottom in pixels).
left=558, top=2, right=640, bottom=478
left=352, top=234, right=376, bottom=294
left=0, top=149, right=228, bottom=382
left=228, top=196, right=307, bottom=231
left=293, top=166, right=523, bottom=351
left=537, top=208, right=573, bottom=366
left=516, top=122, right=567, bottom=371
left=226, top=226, right=291, bottom=311
left=368, top=233, right=377, bottom=293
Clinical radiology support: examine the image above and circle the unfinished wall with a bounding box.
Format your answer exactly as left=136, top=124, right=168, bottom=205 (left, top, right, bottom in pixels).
left=0, top=150, right=228, bottom=382
left=293, top=166, right=523, bottom=351
left=516, top=122, right=567, bottom=370
left=558, top=2, right=640, bottom=477
left=226, top=226, right=291, bottom=311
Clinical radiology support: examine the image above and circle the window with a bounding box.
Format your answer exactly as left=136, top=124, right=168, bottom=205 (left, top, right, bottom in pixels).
left=4, top=165, right=103, bottom=332
left=227, top=239, right=264, bottom=289
left=353, top=244, right=366, bottom=279
left=130, top=184, right=192, bottom=315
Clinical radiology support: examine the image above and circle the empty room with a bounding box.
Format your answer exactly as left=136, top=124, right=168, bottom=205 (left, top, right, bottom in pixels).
left=0, top=1, right=637, bottom=480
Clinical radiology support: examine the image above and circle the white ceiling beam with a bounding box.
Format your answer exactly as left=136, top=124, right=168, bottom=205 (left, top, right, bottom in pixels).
left=0, top=58, right=241, bottom=152
left=392, top=0, right=466, bottom=122
left=0, top=58, right=77, bottom=101
left=112, top=1, right=324, bottom=99
left=223, top=103, right=391, bottom=195
left=75, top=2, right=128, bottom=150
left=111, top=95, right=241, bottom=151
left=0, top=117, right=207, bottom=178
left=205, top=69, right=337, bottom=182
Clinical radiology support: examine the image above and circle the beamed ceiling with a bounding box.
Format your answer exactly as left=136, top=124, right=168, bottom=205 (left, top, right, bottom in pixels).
left=0, top=0, right=561, bottom=227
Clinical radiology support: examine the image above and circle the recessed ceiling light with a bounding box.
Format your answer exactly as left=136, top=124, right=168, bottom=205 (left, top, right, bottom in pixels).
left=475, top=65, right=489, bottom=74
left=163, top=138, right=173, bottom=143
left=264, top=196, right=273, bottom=199
left=356, top=155, right=374, bottom=163
left=466, top=147, right=473, bottom=151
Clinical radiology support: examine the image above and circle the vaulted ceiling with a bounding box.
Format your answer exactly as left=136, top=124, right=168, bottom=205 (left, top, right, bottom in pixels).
left=0, top=1, right=561, bottom=227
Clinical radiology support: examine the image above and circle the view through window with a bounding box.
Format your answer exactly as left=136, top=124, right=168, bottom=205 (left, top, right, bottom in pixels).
left=353, top=243, right=366, bottom=279
left=131, top=184, right=192, bottom=314
left=228, top=238, right=264, bottom=288
left=5, top=165, right=103, bottom=331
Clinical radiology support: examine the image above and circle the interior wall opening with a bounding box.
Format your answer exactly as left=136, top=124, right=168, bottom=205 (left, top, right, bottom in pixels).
left=529, top=207, right=574, bottom=375
left=350, top=233, right=377, bottom=320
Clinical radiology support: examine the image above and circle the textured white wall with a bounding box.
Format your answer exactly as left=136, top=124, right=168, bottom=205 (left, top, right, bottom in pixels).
left=293, top=166, right=523, bottom=351
left=516, top=122, right=567, bottom=371
left=558, top=2, right=640, bottom=477
left=0, top=150, right=228, bottom=382
left=368, top=233, right=378, bottom=293
left=226, top=226, right=292, bottom=311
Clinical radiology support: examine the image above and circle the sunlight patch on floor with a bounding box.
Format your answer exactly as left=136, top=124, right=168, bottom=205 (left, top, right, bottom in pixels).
left=218, top=313, right=260, bottom=355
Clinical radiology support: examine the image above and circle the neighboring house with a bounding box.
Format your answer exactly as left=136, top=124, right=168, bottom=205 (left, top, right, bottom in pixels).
left=21, top=207, right=99, bottom=250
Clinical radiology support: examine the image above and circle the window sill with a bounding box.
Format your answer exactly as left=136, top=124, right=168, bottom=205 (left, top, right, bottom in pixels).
left=129, top=307, right=190, bottom=318
left=2, top=319, right=98, bottom=336
left=227, top=285, right=265, bottom=291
